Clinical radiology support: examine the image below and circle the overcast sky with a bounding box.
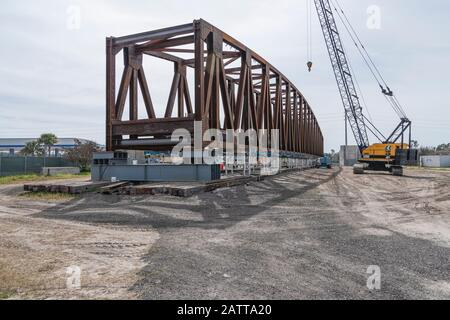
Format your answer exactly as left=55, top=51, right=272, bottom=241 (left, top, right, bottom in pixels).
left=1, top=0, right=449, bottom=151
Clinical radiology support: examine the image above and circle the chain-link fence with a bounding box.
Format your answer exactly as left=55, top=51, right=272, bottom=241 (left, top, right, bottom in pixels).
left=0, top=155, right=75, bottom=176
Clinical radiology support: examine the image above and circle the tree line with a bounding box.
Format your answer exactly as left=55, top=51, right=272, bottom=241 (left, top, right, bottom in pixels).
left=410, top=141, right=450, bottom=156
left=20, top=133, right=59, bottom=157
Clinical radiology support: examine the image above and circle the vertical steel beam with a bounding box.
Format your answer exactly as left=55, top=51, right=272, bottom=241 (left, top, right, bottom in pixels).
left=106, top=37, right=116, bottom=151
left=178, top=63, right=186, bottom=117
left=194, top=21, right=205, bottom=123
left=130, top=69, right=138, bottom=121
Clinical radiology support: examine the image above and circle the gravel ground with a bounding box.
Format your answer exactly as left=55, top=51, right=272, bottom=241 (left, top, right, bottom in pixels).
left=0, top=168, right=449, bottom=299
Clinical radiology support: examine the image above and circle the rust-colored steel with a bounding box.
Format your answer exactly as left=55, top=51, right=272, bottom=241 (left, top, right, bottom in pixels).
left=106, top=19, right=324, bottom=156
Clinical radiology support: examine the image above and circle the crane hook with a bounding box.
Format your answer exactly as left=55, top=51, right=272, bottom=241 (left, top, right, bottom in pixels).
left=307, top=61, right=313, bottom=72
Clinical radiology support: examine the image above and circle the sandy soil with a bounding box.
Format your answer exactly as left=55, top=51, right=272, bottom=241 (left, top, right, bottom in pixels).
left=0, top=182, right=159, bottom=299
left=0, top=168, right=449, bottom=299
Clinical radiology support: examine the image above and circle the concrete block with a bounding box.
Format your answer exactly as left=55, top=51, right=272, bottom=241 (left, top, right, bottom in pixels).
left=340, top=145, right=360, bottom=167
left=41, top=167, right=80, bottom=176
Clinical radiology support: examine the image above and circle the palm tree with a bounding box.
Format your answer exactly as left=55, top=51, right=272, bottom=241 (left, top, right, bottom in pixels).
left=20, top=141, right=44, bottom=156
left=38, top=133, right=58, bottom=156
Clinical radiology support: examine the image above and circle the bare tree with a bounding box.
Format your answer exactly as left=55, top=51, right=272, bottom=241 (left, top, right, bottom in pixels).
left=64, top=139, right=100, bottom=171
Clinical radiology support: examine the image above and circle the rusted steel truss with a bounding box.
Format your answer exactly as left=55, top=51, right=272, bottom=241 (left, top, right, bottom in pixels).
left=106, top=19, right=324, bottom=156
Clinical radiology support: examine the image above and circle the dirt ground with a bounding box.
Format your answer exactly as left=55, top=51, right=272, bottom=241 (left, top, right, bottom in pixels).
left=0, top=167, right=449, bottom=300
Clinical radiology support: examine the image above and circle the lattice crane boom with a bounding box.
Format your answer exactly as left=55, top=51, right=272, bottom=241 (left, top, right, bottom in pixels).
left=313, top=0, right=370, bottom=152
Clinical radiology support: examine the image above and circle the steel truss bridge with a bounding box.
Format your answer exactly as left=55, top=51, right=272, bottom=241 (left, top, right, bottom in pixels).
left=106, top=19, right=324, bottom=157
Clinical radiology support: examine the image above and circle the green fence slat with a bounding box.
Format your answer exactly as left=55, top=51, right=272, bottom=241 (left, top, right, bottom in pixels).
left=0, top=156, right=76, bottom=176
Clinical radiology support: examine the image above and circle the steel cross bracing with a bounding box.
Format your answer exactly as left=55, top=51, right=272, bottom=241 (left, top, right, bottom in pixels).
left=106, top=20, right=324, bottom=157
left=314, top=0, right=370, bottom=151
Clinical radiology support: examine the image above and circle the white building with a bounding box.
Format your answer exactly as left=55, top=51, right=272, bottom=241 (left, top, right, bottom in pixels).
left=340, top=145, right=360, bottom=167
left=420, top=155, right=450, bottom=168
left=0, top=138, right=93, bottom=156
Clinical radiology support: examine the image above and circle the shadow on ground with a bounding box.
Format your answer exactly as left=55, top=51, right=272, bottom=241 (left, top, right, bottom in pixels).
left=33, top=168, right=342, bottom=231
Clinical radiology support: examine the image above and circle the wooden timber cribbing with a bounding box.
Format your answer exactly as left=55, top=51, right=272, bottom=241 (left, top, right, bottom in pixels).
left=24, top=181, right=112, bottom=194
left=22, top=167, right=314, bottom=197
left=120, top=175, right=265, bottom=198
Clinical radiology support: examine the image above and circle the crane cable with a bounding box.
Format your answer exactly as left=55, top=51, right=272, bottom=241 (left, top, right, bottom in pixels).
left=334, top=0, right=408, bottom=119
left=333, top=0, right=408, bottom=119
left=328, top=0, right=403, bottom=120
left=331, top=5, right=406, bottom=120
left=343, top=35, right=374, bottom=123
left=345, top=45, right=385, bottom=142
left=306, top=0, right=313, bottom=71
left=307, top=0, right=379, bottom=140
left=329, top=0, right=408, bottom=119
left=333, top=0, right=388, bottom=87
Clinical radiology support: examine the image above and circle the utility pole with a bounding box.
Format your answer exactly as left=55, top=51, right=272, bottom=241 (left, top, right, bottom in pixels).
left=344, top=113, right=348, bottom=165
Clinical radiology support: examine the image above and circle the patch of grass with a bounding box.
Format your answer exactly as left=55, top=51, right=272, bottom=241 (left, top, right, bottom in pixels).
left=0, top=258, right=48, bottom=299
left=427, top=167, right=450, bottom=172
left=0, top=172, right=90, bottom=185
left=407, top=166, right=450, bottom=172
left=19, top=192, right=77, bottom=202
left=0, top=291, right=14, bottom=300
